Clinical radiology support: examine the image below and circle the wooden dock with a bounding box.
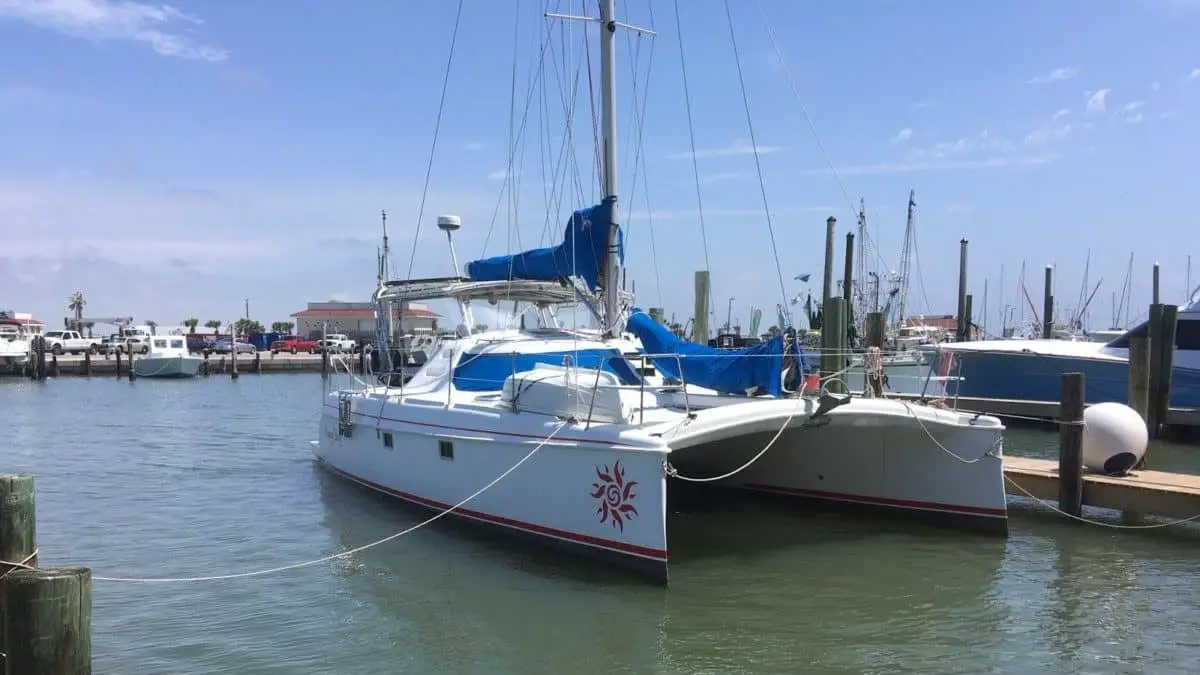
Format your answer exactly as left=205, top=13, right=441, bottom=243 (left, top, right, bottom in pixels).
left=1004, top=456, right=1200, bottom=523
left=0, top=352, right=337, bottom=378
left=887, top=392, right=1200, bottom=428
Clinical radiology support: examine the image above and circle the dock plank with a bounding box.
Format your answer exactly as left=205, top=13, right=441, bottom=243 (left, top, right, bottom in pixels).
left=1004, top=456, right=1200, bottom=521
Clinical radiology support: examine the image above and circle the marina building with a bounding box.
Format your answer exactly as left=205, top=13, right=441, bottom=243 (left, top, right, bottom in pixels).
left=290, top=301, right=440, bottom=342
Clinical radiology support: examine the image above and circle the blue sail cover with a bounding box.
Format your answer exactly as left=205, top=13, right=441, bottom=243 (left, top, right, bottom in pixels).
left=626, top=309, right=808, bottom=397
left=465, top=197, right=623, bottom=292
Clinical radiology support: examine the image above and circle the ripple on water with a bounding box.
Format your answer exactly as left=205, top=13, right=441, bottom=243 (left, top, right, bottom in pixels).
left=3, top=374, right=1200, bottom=674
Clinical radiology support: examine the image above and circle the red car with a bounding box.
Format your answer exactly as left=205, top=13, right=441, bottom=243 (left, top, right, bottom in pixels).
left=269, top=335, right=318, bottom=354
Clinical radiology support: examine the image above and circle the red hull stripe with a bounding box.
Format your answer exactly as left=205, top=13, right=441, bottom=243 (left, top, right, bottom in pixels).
left=320, top=461, right=669, bottom=561
left=325, top=404, right=637, bottom=448
left=743, top=482, right=1008, bottom=518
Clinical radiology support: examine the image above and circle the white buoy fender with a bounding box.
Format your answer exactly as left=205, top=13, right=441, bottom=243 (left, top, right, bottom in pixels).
left=1081, top=402, right=1149, bottom=476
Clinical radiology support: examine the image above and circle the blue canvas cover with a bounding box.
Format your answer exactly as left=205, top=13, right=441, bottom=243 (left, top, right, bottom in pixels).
left=452, top=348, right=641, bottom=392
left=465, top=197, right=622, bottom=292
left=626, top=309, right=808, bottom=397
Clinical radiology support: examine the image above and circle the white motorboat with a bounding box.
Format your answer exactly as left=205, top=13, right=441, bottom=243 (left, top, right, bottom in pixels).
left=0, top=312, right=31, bottom=371
left=133, top=335, right=202, bottom=379
left=314, top=0, right=1007, bottom=583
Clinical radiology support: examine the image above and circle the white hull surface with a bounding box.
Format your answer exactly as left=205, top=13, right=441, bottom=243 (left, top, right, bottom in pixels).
left=662, top=395, right=1007, bottom=531
left=133, top=354, right=202, bottom=378
left=316, top=359, right=1007, bottom=581
left=315, top=392, right=671, bottom=579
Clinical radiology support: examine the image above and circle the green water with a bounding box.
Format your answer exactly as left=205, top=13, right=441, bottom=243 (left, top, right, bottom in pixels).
left=3, top=374, right=1199, bottom=674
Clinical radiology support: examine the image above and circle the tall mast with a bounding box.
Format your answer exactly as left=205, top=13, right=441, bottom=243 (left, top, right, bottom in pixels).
left=599, top=0, right=621, bottom=338
left=894, top=189, right=916, bottom=328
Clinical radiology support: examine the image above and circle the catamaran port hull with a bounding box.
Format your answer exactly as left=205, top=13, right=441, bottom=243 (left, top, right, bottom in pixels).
left=314, top=403, right=671, bottom=583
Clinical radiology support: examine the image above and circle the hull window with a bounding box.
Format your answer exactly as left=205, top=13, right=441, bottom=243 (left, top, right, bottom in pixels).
left=439, top=440, right=454, bottom=460
left=383, top=431, right=394, bottom=449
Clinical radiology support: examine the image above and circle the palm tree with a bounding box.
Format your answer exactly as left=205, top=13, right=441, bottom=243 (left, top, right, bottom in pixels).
left=204, top=319, right=222, bottom=335
left=67, top=291, right=85, bottom=330
left=183, top=318, right=199, bottom=334
left=270, top=321, right=294, bottom=334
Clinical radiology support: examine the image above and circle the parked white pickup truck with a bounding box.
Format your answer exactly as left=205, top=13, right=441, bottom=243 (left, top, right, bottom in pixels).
left=42, top=330, right=102, bottom=355
left=315, top=334, right=356, bottom=353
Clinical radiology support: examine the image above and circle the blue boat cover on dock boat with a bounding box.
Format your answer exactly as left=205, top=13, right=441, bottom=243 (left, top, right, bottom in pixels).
left=626, top=309, right=808, bottom=397
left=465, top=197, right=623, bottom=292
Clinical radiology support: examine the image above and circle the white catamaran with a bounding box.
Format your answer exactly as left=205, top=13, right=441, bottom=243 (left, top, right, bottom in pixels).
left=314, top=1, right=1009, bottom=582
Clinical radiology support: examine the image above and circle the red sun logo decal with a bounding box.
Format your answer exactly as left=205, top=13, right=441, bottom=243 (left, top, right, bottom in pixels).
left=590, top=459, right=639, bottom=531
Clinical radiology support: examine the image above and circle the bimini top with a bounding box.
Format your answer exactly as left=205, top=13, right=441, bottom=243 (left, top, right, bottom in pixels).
left=378, top=277, right=578, bottom=306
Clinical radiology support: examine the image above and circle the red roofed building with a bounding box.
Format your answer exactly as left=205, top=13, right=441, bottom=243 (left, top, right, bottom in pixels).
left=290, top=301, right=440, bottom=341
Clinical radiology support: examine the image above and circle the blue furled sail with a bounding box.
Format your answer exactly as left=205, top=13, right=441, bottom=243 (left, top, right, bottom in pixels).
left=626, top=309, right=810, bottom=397
left=465, top=197, right=623, bottom=292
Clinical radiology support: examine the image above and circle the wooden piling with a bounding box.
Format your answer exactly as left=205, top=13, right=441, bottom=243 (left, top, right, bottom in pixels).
left=358, top=346, right=367, bottom=375
left=51, top=354, right=59, bottom=378
left=127, top=351, right=136, bottom=381
left=201, top=352, right=210, bottom=377
left=842, top=231, right=854, bottom=306
left=2, top=566, right=91, bottom=674
left=254, top=351, right=262, bottom=374
left=823, top=298, right=847, bottom=394
left=82, top=351, right=91, bottom=376
left=1128, top=335, right=1151, bottom=429
left=0, top=474, right=38, bottom=664
left=33, top=338, right=46, bottom=382
left=1152, top=304, right=1178, bottom=439
left=231, top=348, right=239, bottom=380
left=1153, top=262, right=1161, bottom=304
left=956, top=239, right=968, bottom=341
left=321, top=348, right=330, bottom=381
left=864, top=312, right=885, bottom=348
left=964, top=294, right=974, bottom=341
left=823, top=217, right=837, bottom=306
left=1042, top=265, right=1054, bottom=339
left=1146, top=303, right=1166, bottom=436
left=1058, top=372, right=1085, bottom=517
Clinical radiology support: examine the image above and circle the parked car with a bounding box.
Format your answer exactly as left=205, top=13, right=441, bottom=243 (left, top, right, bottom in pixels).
left=314, top=333, right=356, bottom=354
left=269, top=335, right=317, bottom=354
left=41, top=330, right=101, bottom=355
left=211, top=337, right=256, bottom=354
left=187, top=335, right=216, bottom=353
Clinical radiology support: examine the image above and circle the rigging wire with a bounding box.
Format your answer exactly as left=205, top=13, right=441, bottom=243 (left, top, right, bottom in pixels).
left=751, top=0, right=893, bottom=277
left=671, top=0, right=715, bottom=324
left=722, top=0, right=791, bottom=321
left=623, top=0, right=664, bottom=306
left=405, top=0, right=466, bottom=280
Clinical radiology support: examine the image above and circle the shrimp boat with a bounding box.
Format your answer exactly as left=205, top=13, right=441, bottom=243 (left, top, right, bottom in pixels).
left=133, top=335, right=202, bottom=378
left=313, top=0, right=1008, bottom=582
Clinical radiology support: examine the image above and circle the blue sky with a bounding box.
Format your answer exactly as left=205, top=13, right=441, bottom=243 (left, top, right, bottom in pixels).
left=2, top=0, right=1198, bottom=334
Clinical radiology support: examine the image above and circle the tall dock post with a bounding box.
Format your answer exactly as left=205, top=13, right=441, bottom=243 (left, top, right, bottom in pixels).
left=693, top=271, right=711, bottom=345
left=1146, top=303, right=1166, bottom=437
left=1058, top=372, right=1085, bottom=517
left=964, top=294, right=974, bottom=341
left=822, top=217, right=836, bottom=306
left=1151, top=304, right=1178, bottom=439
left=824, top=298, right=847, bottom=394
left=0, top=474, right=38, bottom=667
left=1042, top=265, right=1054, bottom=339
left=955, top=239, right=968, bottom=341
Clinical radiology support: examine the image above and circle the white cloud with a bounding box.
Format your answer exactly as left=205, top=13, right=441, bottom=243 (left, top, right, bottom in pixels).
left=1160, top=109, right=1181, bottom=120
left=908, top=129, right=1017, bottom=160
left=1123, top=101, right=1145, bottom=111
left=625, top=206, right=835, bottom=221
left=890, top=127, right=914, bottom=145
left=1086, top=88, right=1111, bottom=113
left=0, top=0, right=229, bottom=62
left=486, top=168, right=520, bottom=181
left=1052, top=108, right=1071, bottom=119
left=1151, top=81, right=1162, bottom=91
left=806, top=155, right=1056, bottom=176
left=666, top=139, right=783, bottom=160
left=1190, top=68, right=1200, bottom=80
left=1026, top=67, right=1079, bottom=84
left=462, top=141, right=485, bottom=151
left=1024, top=122, right=1072, bottom=147
left=910, top=101, right=935, bottom=110
left=1125, top=113, right=1145, bottom=124
left=698, top=171, right=747, bottom=185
